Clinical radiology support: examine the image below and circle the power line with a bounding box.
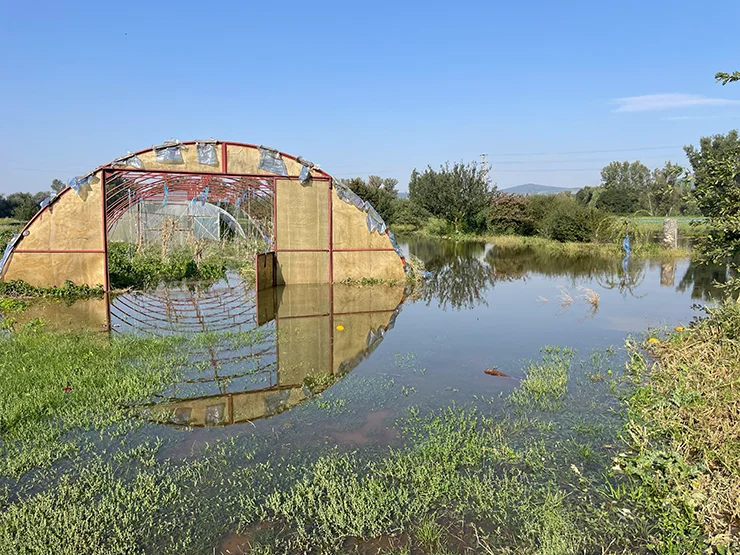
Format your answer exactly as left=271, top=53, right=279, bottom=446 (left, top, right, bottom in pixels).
left=490, top=145, right=684, bottom=157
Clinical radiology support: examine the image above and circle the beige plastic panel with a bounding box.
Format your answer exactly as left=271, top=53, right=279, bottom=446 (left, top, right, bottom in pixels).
left=135, top=146, right=222, bottom=173
left=332, top=190, right=395, bottom=250
left=332, top=311, right=395, bottom=373
left=332, top=250, right=406, bottom=282
left=333, top=283, right=405, bottom=314
left=277, top=315, right=332, bottom=386
left=13, top=296, right=109, bottom=333
left=225, top=144, right=311, bottom=177
left=276, top=284, right=331, bottom=318
left=14, top=174, right=104, bottom=252
left=276, top=178, right=329, bottom=251
left=232, top=388, right=307, bottom=423
left=4, top=252, right=106, bottom=288
left=275, top=251, right=330, bottom=285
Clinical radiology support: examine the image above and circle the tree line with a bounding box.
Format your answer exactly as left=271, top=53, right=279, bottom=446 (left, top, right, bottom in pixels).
left=342, top=120, right=739, bottom=255
left=0, top=179, right=65, bottom=221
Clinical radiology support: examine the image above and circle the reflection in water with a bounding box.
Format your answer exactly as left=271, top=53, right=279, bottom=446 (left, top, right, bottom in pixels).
left=401, top=235, right=727, bottom=308
left=676, top=261, right=731, bottom=301
left=404, top=237, right=493, bottom=310
left=140, top=282, right=405, bottom=427
left=14, top=277, right=405, bottom=427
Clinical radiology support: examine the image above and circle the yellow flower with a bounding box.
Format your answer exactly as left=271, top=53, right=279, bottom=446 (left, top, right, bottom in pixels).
left=675, top=326, right=686, bottom=332
left=648, top=337, right=661, bottom=345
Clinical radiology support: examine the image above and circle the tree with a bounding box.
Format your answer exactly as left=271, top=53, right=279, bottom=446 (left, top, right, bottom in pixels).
left=409, top=161, right=493, bottom=233
left=649, top=162, right=693, bottom=216
left=7, top=193, right=40, bottom=221
left=51, top=178, right=65, bottom=193
left=684, top=130, right=740, bottom=266
left=341, top=175, right=399, bottom=224
left=716, top=71, right=740, bottom=85
left=597, top=160, right=652, bottom=214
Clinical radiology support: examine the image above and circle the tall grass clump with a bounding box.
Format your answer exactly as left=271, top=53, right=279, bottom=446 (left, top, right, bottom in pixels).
left=621, top=300, right=740, bottom=550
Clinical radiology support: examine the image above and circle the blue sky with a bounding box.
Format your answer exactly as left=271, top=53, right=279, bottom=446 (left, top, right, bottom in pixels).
left=1, top=0, right=739, bottom=194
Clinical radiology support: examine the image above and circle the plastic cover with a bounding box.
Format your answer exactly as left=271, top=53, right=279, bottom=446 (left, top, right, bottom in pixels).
left=258, top=147, right=288, bottom=176
left=299, top=164, right=311, bottom=185
left=162, top=184, right=169, bottom=207
left=69, top=174, right=93, bottom=194
left=365, top=205, right=387, bottom=234
left=155, top=146, right=183, bottom=164
left=114, top=154, right=143, bottom=169
left=197, top=143, right=217, bottom=166
left=336, top=185, right=366, bottom=210
left=366, top=326, right=385, bottom=348
left=388, top=231, right=404, bottom=257
left=0, top=233, right=21, bottom=277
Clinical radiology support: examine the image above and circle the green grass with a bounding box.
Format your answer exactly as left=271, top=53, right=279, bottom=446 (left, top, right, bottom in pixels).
left=0, top=330, right=187, bottom=477
left=108, top=238, right=262, bottom=289
left=1, top=311, right=736, bottom=552
left=619, top=301, right=740, bottom=552
left=0, top=280, right=104, bottom=300
left=509, top=347, right=574, bottom=411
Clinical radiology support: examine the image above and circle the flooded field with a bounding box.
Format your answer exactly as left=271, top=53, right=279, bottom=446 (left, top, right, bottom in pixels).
left=0, top=236, right=728, bottom=553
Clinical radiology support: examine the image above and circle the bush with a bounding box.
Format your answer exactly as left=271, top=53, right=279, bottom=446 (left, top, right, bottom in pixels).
left=485, top=193, right=536, bottom=235
left=107, top=243, right=226, bottom=289
left=421, top=216, right=453, bottom=236
left=391, top=198, right=430, bottom=230
left=527, top=194, right=609, bottom=243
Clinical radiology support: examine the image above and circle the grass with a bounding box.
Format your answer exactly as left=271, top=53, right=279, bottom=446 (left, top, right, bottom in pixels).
left=509, top=346, right=574, bottom=411
left=620, top=300, right=740, bottom=551
left=1, top=305, right=737, bottom=552
left=0, top=280, right=104, bottom=300
left=0, top=330, right=188, bottom=477
left=108, top=238, right=262, bottom=289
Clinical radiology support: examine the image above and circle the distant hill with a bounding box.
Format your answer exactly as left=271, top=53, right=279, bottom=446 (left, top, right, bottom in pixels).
left=501, top=183, right=582, bottom=195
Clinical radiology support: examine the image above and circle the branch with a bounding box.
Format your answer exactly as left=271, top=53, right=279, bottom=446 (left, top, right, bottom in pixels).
left=715, top=71, right=740, bottom=85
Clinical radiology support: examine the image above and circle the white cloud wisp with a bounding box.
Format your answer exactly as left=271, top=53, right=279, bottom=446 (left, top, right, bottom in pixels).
left=613, top=93, right=740, bottom=113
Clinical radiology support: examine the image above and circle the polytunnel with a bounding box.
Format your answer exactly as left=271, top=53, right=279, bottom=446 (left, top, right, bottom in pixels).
left=0, top=140, right=406, bottom=290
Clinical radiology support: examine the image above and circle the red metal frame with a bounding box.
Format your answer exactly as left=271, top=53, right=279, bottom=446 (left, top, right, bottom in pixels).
left=101, top=170, right=110, bottom=291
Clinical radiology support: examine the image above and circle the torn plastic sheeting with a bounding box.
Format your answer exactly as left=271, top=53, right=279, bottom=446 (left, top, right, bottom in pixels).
left=336, top=186, right=366, bottom=210
left=114, top=154, right=143, bottom=169
left=258, top=147, right=288, bottom=176
left=365, top=205, right=387, bottom=234
left=366, top=326, right=385, bottom=349
left=39, top=191, right=56, bottom=209
left=388, top=231, right=404, bottom=257
left=299, top=164, right=311, bottom=185
left=155, top=145, right=183, bottom=164
left=0, top=233, right=21, bottom=277
left=69, top=174, right=93, bottom=194
left=196, top=143, right=218, bottom=166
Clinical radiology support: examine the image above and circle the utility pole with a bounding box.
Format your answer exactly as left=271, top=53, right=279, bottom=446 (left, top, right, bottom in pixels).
left=480, top=153, right=489, bottom=182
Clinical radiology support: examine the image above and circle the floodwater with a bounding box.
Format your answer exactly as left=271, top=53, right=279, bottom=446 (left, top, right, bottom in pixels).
left=10, top=236, right=731, bottom=552
left=18, top=236, right=726, bottom=432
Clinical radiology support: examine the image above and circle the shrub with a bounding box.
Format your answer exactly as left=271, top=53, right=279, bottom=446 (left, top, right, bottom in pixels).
left=391, top=198, right=430, bottom=230
left=527, top=194, right=610, bottom=243
left=485, top=192, right=536, bottom=235
left=421, top=216, right=453, bottom=236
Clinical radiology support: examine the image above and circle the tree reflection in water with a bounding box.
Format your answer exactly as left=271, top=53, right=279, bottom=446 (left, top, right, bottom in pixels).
left=676, top=261, right=730, bottom=301
left=402, top=235, right=730, bottom=309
